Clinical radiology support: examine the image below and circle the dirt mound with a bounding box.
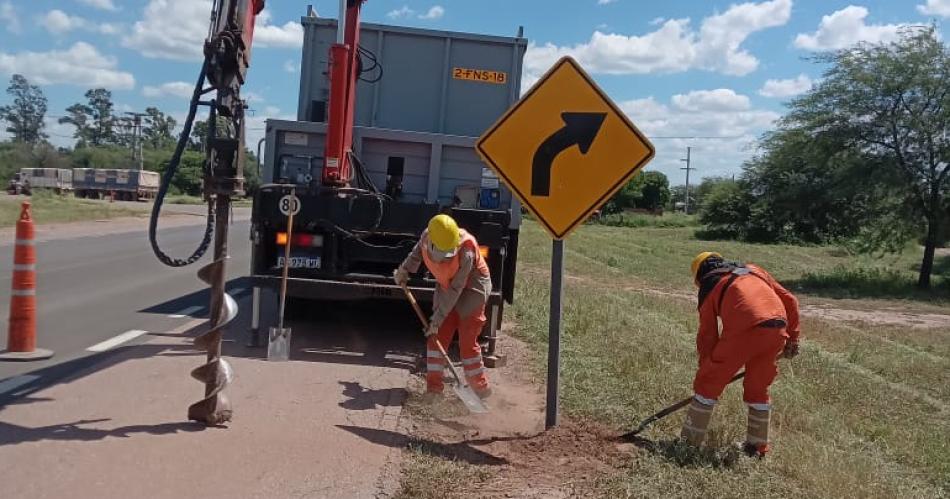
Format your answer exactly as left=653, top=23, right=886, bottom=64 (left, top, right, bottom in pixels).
left=402, top=334, right=630, bottom=498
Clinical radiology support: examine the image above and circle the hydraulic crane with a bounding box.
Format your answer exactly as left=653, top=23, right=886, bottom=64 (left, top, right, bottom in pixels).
left=149, top=0, right=369, bottom=424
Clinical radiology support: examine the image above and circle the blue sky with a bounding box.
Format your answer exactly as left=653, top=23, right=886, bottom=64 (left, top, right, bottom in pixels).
left=1, top=0, right=948, bottom=184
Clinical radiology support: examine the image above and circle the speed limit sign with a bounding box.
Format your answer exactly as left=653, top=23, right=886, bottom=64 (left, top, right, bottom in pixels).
left=279, top=194, right=301, bottom=216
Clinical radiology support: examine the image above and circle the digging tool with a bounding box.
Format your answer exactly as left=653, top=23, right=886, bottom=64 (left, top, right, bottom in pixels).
left=400, top=283, right=489, bottom=414
left=268, top=187, right=296, bottom=361
left=621, top=352, right=790, bottom=440
left=619, top=372, right=746, bottom=440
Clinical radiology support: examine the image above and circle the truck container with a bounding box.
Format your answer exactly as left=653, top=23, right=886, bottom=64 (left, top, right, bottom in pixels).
left=298, top=17, right=525, bottom=137
left=13, top=168, right=73, bottom=194
left=251, top=15, right=527, bottom=364
left=74, top=169, right=160, bottom=201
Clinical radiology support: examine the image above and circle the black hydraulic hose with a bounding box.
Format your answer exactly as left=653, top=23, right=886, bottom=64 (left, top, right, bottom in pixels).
left=149, top=61, right=215, bottom=267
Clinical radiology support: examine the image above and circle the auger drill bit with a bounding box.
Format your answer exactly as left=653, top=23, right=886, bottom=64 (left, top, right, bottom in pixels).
left=188, top=198, right=240, bottom=425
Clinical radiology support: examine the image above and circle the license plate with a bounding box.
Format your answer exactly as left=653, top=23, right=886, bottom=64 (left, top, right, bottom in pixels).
left=275, top=255, right=321, bottom=269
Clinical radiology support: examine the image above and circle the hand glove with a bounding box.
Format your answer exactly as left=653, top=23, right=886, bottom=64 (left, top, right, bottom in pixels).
left=782, top=340, right=800, bottom=359
left=425, top=322, right=439, bottom=338
left=393, top=267, right=409, bottom=286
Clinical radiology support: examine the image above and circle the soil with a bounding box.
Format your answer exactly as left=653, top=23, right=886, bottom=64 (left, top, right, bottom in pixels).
left=402, top=327, right=631, bottom=498
left=802, top=304, right=950, bottom=330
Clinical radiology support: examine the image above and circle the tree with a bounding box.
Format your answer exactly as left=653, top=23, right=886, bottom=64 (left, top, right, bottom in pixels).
left=143, top=107, right=177, bottom=149
left=0, top=75, right=48, bottom=145
left=786, top=27, right=950, bottom=288
left=636, top=171, right=671, bottom=211
left=59, top=88, right=116, bottom=147
left=189, top=120, right=209, bottom=152
left=604, top=170, right=671, bottom=213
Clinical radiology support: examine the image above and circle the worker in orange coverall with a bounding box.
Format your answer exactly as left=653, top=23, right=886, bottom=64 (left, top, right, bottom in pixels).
left=680, top=252, right=801, bottom=458
left=394, top=214, right=492, bottom=399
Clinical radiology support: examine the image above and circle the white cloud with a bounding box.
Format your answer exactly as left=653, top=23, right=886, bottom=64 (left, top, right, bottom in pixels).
left=419, top=6, right=444, bottom=20
left=619, top=90, right=779, bottom=181
left=39, top=9, right=80, bottom=34
left=254, top=10, right=303, bottom=48
left=39, top=9, right=118, bottom=35
left=387, top=6, right=414, bottom=19
left=598, top=0, right=617, bottom=5
left=0, top=42, right=135, bottom=89
left=123, top=2, right=302, bottom=59
left=794, top=6, right=906, bottom=51
left=523, top=0, right=791, bottom=89
left=758, top=74, right=813, bottom=98
left=142, top=81, right=196, bottom=99
left=671, top=89, right=750, bottom=112
left=123, top=0, right=210, bottom=61
left=284, top=60, right=299, bottom=73
left=78, top=0, right=118, bottom=11
left=918, top=0, right=950, bottom=16
left=1, top=1, right=20, bottom=34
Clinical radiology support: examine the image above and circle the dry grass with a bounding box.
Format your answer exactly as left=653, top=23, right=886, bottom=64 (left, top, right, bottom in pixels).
left=397, top=221, right=950, bottom=498
left=0, top=192, right=142, bottom=227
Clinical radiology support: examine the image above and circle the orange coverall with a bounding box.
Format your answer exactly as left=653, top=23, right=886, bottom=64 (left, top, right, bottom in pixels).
left=401, top=230, right=491, bottom=394
left=693, top=264, right=800, bottom=407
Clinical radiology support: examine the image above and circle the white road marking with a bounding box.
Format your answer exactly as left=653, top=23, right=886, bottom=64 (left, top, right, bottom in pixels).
left=86, top=330, right=149, bottom=352
left=0, top=374, right=40, bottom=395
left=168, top=305, right=204, bottom=319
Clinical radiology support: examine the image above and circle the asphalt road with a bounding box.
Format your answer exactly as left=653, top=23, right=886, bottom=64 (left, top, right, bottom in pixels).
left=0, top=212, right=426, bottom=498
left=0, top=216, right=253, bottom=382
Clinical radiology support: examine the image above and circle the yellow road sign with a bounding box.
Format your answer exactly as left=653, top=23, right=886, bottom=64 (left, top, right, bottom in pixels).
left=476, top=57, right=655, bottom=239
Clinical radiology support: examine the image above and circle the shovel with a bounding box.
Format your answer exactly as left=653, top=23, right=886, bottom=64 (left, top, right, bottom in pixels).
left=620, top=354, right=788, bottom=440
left=400, top=283, right=489, bottom=414
left=268, top=188, right=295, bottom=361
left=619, top=371, right=746, bottom=440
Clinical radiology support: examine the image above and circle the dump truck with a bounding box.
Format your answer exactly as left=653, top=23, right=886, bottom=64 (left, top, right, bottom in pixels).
left=73, top=169, right=160, bottom=201
left=250, top=6, right=527, bottom=365
left=9, top=168, right=73, bottom=195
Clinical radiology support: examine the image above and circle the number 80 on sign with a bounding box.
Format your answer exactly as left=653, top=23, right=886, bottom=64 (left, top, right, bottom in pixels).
left=279, top=194, right=301, bottom=216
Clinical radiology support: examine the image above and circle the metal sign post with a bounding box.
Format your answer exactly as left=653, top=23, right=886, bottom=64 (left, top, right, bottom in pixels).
left=475, top=56, right=655, bottom=429
left=545, top=239, right=565, bottom=428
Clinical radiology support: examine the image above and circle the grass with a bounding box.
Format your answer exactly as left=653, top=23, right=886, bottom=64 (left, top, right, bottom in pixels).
left=790, top=265, right=950, bottom=301
left=393, top=446, right=494, bottom=499
left=164, top=194, right=253, bottom=207
left=399, top=220, right=950, bottom=498
left=508, top=221, right=950, bottom=497
left=0, top=191, right=143, bottom=227
left=592, top=212, right=699, bottom=229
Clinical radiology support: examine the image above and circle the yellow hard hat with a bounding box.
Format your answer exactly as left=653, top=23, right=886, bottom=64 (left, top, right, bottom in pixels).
left=691, top=251, right=722, bottom=284
left=428, top=214, right=461, bottom=253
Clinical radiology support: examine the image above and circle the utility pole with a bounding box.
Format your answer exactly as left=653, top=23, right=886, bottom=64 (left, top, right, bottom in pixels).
left=124, top=112, right=147, bottom=170
left=680, top=146, right=695, bottom=214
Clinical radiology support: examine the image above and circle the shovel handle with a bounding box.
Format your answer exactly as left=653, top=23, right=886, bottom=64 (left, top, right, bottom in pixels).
left=400, top=283, right=467, bottom=388
left=277, top=186, right=296, bottom=331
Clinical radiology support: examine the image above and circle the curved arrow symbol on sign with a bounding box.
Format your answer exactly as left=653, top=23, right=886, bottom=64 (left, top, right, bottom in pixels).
left=531, top=112, right=607, bottom=197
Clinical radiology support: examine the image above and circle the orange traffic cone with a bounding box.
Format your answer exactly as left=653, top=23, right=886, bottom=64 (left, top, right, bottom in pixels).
left=1, top=202, right=53, bottom=361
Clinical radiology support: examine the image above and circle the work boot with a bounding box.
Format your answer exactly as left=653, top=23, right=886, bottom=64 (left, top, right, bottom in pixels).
left=680, top=398, right=715, bottom=446
left=744, top=406, right=771, bottom=458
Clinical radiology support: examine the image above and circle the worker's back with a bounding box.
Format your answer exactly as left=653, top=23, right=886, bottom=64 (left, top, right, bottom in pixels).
left=719, top=265, right=787, bottom=333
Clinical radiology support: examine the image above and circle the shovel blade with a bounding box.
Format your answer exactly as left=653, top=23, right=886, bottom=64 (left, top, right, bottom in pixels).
left=267, top=327, right=291, bottom=361
left=452, top=384, right=489, bottom=413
